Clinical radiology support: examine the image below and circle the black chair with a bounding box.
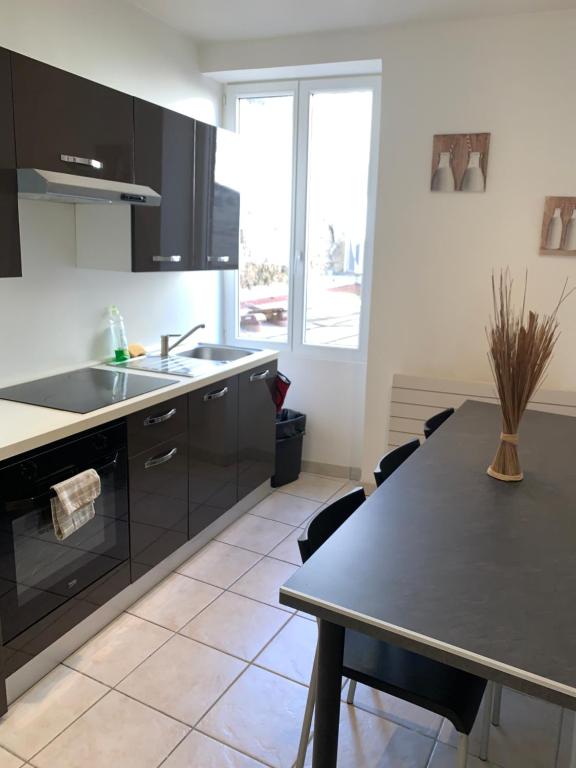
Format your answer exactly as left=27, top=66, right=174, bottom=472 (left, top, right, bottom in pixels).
left=295, top=489, right=492, bottom=768
left=374, top=438, right=420, bottom=487
left=424, top=407, right=455, bottom=439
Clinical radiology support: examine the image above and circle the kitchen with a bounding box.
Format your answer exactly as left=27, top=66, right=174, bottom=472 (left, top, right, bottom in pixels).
left=1, top=1, right=576, bottom=767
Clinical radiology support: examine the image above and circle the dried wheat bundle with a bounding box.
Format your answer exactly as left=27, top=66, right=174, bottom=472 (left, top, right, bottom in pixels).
left=486, top=270, right=573, bottom=482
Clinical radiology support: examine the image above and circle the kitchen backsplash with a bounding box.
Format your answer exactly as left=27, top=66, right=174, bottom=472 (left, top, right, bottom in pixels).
left=0, top=200, right=221, bottom=387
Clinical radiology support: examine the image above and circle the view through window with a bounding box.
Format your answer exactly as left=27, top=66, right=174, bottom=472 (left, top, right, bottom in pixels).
left=230, top=78, right=377, bottom=352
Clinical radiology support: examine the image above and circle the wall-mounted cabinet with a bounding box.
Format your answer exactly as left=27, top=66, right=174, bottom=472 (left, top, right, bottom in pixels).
left=132, top=100, right=196, bottom=272
left=194, top=121, right=240, bottom=271
left=12, top=54, right=134, bottom=183
left=0, top=47, right=21, bottom=278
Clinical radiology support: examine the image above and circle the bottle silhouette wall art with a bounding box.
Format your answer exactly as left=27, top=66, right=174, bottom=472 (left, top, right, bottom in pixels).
left=540, top=197, right=576, bottom=256
left=430, top=133, right=490, bottom=193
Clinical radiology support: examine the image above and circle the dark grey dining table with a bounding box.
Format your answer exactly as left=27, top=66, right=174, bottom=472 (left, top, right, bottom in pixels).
left=280, top=400, right=576, bottom=767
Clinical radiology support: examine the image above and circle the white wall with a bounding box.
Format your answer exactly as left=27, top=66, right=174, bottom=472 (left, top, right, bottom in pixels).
left=201, top=11, right=576, bottom=480
left=0, top=0, right=223, bottom=386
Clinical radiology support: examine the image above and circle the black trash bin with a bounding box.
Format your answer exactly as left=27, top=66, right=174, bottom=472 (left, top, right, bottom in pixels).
left=272, top=408, right=306, bottom=488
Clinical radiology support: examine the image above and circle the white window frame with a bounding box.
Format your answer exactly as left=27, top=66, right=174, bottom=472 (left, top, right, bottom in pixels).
left=223, top=75, right=381, bottom=363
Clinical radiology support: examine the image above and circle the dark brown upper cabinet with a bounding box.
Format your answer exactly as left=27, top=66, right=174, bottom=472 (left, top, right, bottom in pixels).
left=194, top=121, right=240, bottom=271
left=0, top=48, right=21, bottom=278
left=132, top=100, right=196, bottom=272
left=12, top=53, right=134, bottom=183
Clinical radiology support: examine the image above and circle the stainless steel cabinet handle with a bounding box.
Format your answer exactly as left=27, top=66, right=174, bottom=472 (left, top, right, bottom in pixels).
left=152, top=255, right=182, bottom=263
left=207, top=256, right=230, bottom=263
left=143, top=408, right=177, bottom=426
left=144, top=447, right=177, bottom=469
left=250, top=369, right=270, bottom=382
left=203, top=386, right=228, bottom=402
left=60, top=154, right=103, bottom=170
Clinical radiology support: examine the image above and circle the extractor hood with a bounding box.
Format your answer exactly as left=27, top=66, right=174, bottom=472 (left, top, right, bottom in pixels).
left=17, top=169, right=161, bottom=206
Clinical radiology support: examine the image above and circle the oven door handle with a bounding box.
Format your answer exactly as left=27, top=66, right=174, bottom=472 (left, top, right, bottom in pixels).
left=5, top=453, right=120, bottom=511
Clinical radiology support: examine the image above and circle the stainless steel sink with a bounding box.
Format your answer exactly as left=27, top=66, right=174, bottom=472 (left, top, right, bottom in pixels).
left=176, top=344, right=258, bottom=362
left=115, top=345, right=260, bottom=378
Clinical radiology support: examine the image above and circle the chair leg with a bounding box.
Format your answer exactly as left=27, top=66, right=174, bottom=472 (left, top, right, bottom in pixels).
left=294, top=647, right=318, bottom=768
left=491, top=684, right=502, bottom=727
left=479, top=681, right=493, bottom=762
left=346, top=680, right=357, bottom=706
left=457, top=733, right=469, bottom=768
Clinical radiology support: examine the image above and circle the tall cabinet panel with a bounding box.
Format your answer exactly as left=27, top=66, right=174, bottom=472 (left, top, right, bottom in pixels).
left=12, top=53, right=134, bottom=182
left=238, top=362, right=277, bottom=500
left=0, top=48, right=20, bottom=278
left=188, top=377, right=239, bottom=539
left=132, top=100, right=196, bottom=271
left=194, top=121, right=240, bottom=271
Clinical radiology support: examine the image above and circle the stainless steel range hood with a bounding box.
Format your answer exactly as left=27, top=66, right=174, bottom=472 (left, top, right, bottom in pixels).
left=17, top=169, right=161, bottom=206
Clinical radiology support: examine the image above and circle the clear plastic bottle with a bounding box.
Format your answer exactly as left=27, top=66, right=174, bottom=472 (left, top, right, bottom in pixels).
left=108, top=305, right=129, bottom=362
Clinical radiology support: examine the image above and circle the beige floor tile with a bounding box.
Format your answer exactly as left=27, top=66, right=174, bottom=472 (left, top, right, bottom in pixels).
left=181, top=592, right=290, bottom=661
left=0, top=746, right=24, bottom=767
left=278, top=473, right=347, bottom=502
left=128, top=572, right=222, bottom=631
left=198, top=666, right=309, bottom=768
left=31, top=690, right=188, bottom=768
left=256, top=616, right=317, bottom=685
left=65, top=613, right=172, bottom=686
left=346, top=682, right=443, bottom=738
left=304, top=703, right=434, bottom=767
left=249, top=493, right=321, bottom=527
left=427, top=741, right=499, bottom=767
left=0, top=666, right=106, bottom=761
left=117, top=634, right=245, bottom=726
left=230, top=556, right=299, bottom=612
left=176, top=541, right=261, bottom=588
left=269, top=528, right=304, bottom=565
left=216, top=514, right=294, bottom=555
left=438, top=687, right=561, bottom=767
left=162, top=730, right=266, bottom=768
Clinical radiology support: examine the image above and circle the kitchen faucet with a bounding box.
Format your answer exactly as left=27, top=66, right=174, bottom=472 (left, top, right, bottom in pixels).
left=160, top=324, right=205, bottom=356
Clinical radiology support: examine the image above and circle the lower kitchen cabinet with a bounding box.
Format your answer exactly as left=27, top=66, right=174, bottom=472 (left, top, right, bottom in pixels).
left=129, top=433, right=188, bottom=581
left=188, top=377, right=238, bottom=539
left=238, top=362, right=277, bottom=501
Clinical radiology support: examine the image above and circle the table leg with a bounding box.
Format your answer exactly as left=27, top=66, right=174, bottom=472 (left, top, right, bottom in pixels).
left=311, top=620, right=345, bottom=768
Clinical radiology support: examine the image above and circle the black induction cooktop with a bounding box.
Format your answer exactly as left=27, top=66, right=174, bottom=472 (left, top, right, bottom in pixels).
left=0, top=368, right=179, bottom=414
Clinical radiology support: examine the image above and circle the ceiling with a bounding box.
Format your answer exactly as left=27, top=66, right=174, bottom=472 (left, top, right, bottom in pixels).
left=124, top=0, right=574, bottom=42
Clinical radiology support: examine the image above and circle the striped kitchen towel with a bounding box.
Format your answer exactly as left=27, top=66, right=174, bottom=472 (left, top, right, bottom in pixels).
left=50, top=468, right=101, bottom=541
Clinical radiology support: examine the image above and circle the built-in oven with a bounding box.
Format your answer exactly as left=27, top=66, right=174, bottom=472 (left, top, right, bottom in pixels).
left=0, top=420, right=130, bottom=677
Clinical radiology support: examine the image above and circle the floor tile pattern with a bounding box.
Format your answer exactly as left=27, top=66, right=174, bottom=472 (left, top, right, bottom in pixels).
left=0, top=475, right=563, bottom=768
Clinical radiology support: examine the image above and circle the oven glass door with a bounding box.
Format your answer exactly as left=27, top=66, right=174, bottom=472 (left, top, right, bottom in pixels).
left=0, top=427, right=129, bottom=644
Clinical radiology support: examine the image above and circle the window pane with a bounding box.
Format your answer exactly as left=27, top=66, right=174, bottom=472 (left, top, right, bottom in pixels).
left=236, top=95, right=293, bottom=343
left=303, top=90, right=373, bottom=348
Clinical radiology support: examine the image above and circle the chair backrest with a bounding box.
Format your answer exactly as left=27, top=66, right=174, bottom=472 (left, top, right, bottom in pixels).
left=423, top=408, right=455, bottom=439
left=374, top=438, right=420, bottom=487
left=298, top=487, right=366, bottom=564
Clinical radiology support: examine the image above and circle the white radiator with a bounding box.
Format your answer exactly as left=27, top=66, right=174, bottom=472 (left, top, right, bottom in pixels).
left=388, top=373, right=576, bottom=450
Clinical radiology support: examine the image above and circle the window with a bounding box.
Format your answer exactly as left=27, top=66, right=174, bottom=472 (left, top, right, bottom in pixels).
left=224, top=76, right=380, bottom=358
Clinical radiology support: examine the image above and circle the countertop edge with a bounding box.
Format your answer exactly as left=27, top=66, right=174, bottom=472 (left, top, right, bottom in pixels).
left=0, top=350, right=278, bottom=463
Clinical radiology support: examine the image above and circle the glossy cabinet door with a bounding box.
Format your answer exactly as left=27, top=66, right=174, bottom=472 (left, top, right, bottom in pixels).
left=128, top=434, right=189, bottom=581
left=12, top=53, right=134, bottom=182
left=188, top=377, right=238, bottom=539
left=238, top=362, right=277, bottom=500
left=132, top=100, right=196, bottom=272
left=194, top=121, right=240, bottom=271
left=0, top=47, right=21, bottom=278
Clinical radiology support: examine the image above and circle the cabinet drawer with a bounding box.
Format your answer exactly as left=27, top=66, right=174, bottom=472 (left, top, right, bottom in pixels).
left=127, top=396, right=187, bottom=457
left=129, top=433, right=188, bottom=581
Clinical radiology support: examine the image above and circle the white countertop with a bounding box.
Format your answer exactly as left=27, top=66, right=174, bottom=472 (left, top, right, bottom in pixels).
left=0, top=349, right=278, bottom=463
